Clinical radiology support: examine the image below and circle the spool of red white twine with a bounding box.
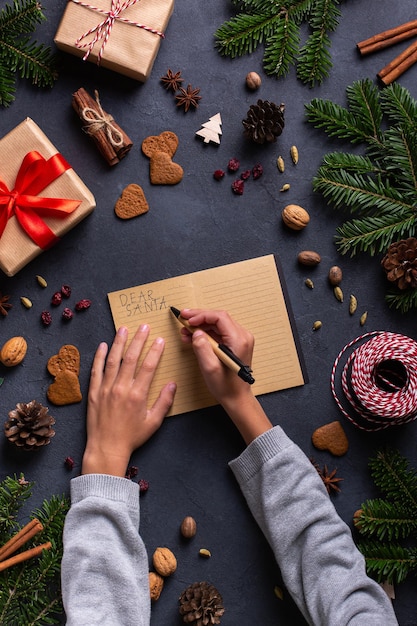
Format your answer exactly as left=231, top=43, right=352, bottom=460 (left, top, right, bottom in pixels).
left=330, top=331, right=417, bottom=431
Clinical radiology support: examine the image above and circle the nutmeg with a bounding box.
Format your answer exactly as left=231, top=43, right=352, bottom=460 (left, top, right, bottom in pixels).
left=328, top=265, right=342, bottom=285
left=149, top=571, right=164, bottom=601
left=152, top=547, right=177, bottom=577
left=0, top=336, right=28, bottom=367
left=282, top=204, right=310, bottom=230
left=180, top=516, right=197, bottom=538
left=245, top=71, right=261, bottom=90
left=297, top=250, right=321, bottom=266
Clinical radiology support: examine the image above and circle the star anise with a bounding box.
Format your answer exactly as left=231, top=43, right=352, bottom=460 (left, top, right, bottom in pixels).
left=160, top=69, right=183, bottom=92
left=0, top=291, right=12, bottom=316
left=175, top=84, right=201, bottom=112
left=311, top=459, right=343, bottom=494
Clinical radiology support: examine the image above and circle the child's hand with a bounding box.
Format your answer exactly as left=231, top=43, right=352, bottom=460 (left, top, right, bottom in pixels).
left=82, top=324, right=176, bottom=476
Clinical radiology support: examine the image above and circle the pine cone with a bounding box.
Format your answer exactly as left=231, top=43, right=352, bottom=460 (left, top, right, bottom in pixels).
left=242, top=99, right=285, bottom=144
left=381, top=237, right=417, bottom=290
left=4, top=400, right=56, bottom=450
left=179, top=581, right=225, bottom=625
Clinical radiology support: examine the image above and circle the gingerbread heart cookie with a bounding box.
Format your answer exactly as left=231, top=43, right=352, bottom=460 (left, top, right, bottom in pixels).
left=312, top=420, right=349, bottom=456
left=115, top=184, right=149, bottom=219
left=141, top=131, right=179, bottom=158
left=47, top=344, right=82, bottom=405
left=149, top=151, right=184, bottom=185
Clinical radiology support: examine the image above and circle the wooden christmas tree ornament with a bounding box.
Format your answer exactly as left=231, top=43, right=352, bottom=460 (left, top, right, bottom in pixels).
left=196, top=113, right=222, bottom=144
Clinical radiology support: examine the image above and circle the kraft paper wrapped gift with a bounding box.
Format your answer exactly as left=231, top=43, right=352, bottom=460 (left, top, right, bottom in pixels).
left=54, top=0, right=175, bottom=82
left=0, top=118, right=96, bottom=277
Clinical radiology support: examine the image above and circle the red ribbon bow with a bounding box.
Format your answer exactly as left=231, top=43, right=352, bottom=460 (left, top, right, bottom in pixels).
left=0, top=151, right=81, bottom=250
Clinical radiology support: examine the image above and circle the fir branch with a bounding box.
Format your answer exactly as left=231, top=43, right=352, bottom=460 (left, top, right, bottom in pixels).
left=214, top=0, right=345, bottom=86
left=369, top=448, right=417, bottom=516
left=306, top=79, right=417, bottom=311
left=355, top=448, right=417, bottom=585
left=0, top=0, right=58, bottom=106
left=385, top=289, right=417, bottom=313
left=356, top=541, right=417, bottom=585
left=0, top=476, right=69, bottom=625
left=356, top=498, right=417, bottom=542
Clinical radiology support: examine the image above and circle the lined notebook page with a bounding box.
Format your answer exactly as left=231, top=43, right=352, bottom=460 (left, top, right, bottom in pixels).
left=107, top=254, right=305, bottom=416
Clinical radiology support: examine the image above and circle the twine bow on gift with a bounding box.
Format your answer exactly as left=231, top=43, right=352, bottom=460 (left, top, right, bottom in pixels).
left=71, top=0, right=165, bottom=64
left=0, top=151, right=81, bottom=250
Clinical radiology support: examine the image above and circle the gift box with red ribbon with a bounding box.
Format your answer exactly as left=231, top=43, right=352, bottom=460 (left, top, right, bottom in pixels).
left=0, top=118, right=96, bottom=277
left=54, top=0, right=175, bottom=82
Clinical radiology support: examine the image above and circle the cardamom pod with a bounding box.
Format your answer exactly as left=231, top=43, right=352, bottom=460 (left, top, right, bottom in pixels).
left=199, top=548, right=211, bottom=558
left=276, top=156, right=285, bottom=172
left=312, top=320, right=322, bottom=331
left=305, top=278, right=314, bottom=289
left=290, top=145, right=299, bottom=165
left=349, top=294, right=357, bottom=315
left=360, top=311, right=368, bottom=326
left=274, top=585, right=284, bottom=600
left=20, top=297, right=32, bottom=309
left=334, top=286, right=343, bottom=302
left=280, top=183, right=290, bottom=192
left=36, top=275, right=47, bottom=288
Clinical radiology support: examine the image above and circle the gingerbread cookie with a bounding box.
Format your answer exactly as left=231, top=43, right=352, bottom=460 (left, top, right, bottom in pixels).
left=47, top=345, right=82, bottom=405
left=312, top=420, right=349, bottom=456
left=149, top=151, right=184, bottom=185
left=141, top=131, right=179, bottom=158
left=115, top=184, right=149, bottom=219
left=142, top=131, right=183, bottom=185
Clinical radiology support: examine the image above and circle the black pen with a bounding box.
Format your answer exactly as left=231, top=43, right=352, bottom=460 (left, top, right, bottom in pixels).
left=170, top=306, right=255, bottom=384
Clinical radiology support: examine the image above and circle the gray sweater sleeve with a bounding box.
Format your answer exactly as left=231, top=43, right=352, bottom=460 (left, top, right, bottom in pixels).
left=229, top=426, right=398, bottom=626
left=61, top=473, right=150, bottom=626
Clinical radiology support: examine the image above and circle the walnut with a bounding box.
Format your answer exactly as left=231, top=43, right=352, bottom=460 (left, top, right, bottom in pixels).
left=152, top=547, right=177, bottom=577
left=281, top=204, right=310, bottom=230
left=0, top=336, right=28, bottom=367
left=149, top=571, right=164, bottom=601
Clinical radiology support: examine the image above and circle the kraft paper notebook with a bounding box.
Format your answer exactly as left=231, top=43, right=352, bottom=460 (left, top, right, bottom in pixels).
left=108, top=254, right=306, bottom=416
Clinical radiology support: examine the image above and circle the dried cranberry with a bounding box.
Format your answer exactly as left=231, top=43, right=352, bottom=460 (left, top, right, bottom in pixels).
left=64, top=456, right=75, bottom=470
left=139, top=478, right=149, bottom=493
left=252, top=163, right=263, bottom=179
left=213, top=169, right=225, bottom=180
left=61, top=284, right=72, bottom=298
left=62, top=307, right=73, bottom=321
left=232, top=179, right=244, bottom=195
left=241, top=169, right=251, bottom=180
left=51, top=291, right=62, bottom=306
left=75, top=299, right=91, bottom=311
left=41, top=310, right=52, bottom=326
left=228, top=158, right=240, bottom=172
left=125, top=466, right=139, bottom=480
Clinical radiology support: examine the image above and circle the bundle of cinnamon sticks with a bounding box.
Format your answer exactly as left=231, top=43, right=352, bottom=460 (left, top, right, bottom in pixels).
left=72, top=88, right=133, bottom=166
left=357, top=20, right=417, bottom=85
left=0, top=518, right=51, bottom=572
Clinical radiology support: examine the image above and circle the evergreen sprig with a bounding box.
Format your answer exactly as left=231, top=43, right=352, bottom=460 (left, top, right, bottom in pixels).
left=354, top=448, right=417, bottom=585
left=214, top=0, right=343, bottom=87
left=305, top=79, right=417, bottom=312
left=0, top=474, right=69, bottom=625
left=0, top=0, right=58, bottom=106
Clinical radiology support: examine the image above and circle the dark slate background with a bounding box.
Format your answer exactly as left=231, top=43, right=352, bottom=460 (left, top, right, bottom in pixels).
left=1, top=1, right=417, bottom=624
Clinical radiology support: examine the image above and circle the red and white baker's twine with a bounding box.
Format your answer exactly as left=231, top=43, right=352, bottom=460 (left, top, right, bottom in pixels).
left=71, top=0, right=165, bottom=64
left=331, top=331, right=417, bottom=431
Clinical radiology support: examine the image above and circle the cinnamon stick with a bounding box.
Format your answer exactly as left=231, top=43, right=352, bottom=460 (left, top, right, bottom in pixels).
left=357, top=20, right=417, bottom=55
left=72, top=88, right=133, bottom=166
left=377, top=40, right=417, bottom=85
left=0, top=542, right=52, bottom=573
left=0, top=518, right=43, bottom=562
